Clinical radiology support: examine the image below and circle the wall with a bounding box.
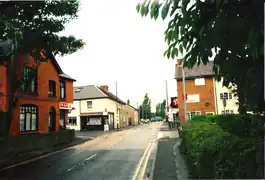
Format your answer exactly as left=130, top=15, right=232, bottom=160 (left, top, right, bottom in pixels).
left=7, top=55, right=74, bottom=136
left=0, top=60, right=8, bottom=112
left=0, top=129, right=75, bottom=159
left=177, top=77, right=216, bottom=125
left=68, top=100, right=81, bottom=131
left=215, top=79, right=239, bottom=114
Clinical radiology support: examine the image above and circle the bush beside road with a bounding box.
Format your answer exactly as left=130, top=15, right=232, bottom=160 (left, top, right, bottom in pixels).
left=179, top=114, right=264, bottom=179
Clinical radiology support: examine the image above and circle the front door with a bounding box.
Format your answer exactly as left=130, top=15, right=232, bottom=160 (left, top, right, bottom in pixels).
left=49, top=107, right=56, bottom=132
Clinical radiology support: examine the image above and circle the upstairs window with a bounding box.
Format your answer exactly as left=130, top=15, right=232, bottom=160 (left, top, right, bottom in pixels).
left=59, top=80, right=66, bottom=99
left=21, top=67, right=37, bottom=93
left=48, top=80, right=56, bottom=97
left=194, top=78, right=205, bottom=86
left=87, top=101, right=92, bottom=109
left=220, top=92, right=232, bottom=100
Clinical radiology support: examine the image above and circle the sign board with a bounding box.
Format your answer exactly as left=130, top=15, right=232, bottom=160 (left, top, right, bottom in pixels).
left=186, top=94, right=200, bottom=103
left=87, top=117, right=101, bottom=125
left=59, top=102, right=72, bottom=110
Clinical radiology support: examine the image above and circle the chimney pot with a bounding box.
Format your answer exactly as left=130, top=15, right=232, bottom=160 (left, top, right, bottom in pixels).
left=127, top=99, right=130, bottom=105
left=100, top=85, right=108, bottom=91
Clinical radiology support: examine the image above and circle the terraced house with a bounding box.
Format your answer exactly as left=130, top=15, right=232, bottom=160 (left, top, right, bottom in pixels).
left=175, top=59, right=238, bottom=124
left=0, top=40, right=75, bottom=136
left=68, top=85, right=139, bottom=131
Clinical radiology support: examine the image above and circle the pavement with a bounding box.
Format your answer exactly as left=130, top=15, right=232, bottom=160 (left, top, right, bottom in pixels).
left=146, top=121, right=189, bottom=180
left=0, top=123, right=161, bottom=180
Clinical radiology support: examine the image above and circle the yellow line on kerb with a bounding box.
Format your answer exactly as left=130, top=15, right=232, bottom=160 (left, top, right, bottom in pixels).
left=132, top=140, right=153, bottom=180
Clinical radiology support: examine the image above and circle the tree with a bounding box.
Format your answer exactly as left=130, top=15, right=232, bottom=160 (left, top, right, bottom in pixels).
left=137, top=0, right=264, bottom=114
left=141, top=93, right=152, bottom=119
left=156, top=99, right=166, bottom=118
left=0, top=1, right=85, bottom=135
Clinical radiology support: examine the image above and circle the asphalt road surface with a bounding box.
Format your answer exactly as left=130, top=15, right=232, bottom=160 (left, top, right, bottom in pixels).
left=0, top=122, right=162, bottom=180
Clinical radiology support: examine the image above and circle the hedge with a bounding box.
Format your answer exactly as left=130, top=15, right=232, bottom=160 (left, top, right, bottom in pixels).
left=180, top=114, right=264, bottom=179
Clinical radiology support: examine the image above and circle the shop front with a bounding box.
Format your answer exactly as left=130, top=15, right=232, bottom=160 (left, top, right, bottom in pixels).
left=80, top=111, right=114, bottom=131
left=59, top=102, right=73, bottom=130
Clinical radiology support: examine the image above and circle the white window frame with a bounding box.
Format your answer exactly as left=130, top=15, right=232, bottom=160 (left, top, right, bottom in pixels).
left=186, top=111, right=201, bottom=120
left=68, top=117, right=77, bottom=126
left=87, top=101, right=92, bottom=109
left=194, top=78, right=205, bottom=86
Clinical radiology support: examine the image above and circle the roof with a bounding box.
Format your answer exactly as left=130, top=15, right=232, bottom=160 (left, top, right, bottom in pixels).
left=98, top=87, right=126, bottom=105
left=128, top=104, right=139, bottom=111
left=74, top=85, right=126, bottom=105
left=175, top=61, right=214, bottom=80
left=0, top=39, right=75, bottom=81
left=74, top=85, right=107, bottom=100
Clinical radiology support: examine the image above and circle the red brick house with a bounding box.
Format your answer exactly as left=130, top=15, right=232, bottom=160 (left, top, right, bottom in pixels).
left=175, top=60, right=217, bottom=125
left=0, top=40, right=75, bottom=136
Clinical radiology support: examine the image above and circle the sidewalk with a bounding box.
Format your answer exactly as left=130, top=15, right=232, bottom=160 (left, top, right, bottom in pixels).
left=150, top=122, right=189, bottom=180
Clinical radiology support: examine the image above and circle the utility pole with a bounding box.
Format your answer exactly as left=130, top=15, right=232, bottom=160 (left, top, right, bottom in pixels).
left=181, top=62, right=187, bottom=122
left=165, top=80, right=169, bottom=121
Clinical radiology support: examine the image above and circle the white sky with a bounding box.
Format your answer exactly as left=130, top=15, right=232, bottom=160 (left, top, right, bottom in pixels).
left=56, top=0, right=177, bottom=112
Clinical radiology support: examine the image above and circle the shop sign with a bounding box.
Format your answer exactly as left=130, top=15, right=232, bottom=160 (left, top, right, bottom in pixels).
left=59, top=102, right=72, bottom=109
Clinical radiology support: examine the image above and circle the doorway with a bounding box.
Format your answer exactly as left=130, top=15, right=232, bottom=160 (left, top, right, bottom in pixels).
left=49, top=107, right=56, bottom=132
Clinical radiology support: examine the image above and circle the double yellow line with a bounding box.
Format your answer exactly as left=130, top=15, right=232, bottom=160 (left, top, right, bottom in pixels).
left=132, top=140, right=154, bottom=180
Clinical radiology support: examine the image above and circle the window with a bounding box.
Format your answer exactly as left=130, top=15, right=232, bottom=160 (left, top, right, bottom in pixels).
left=60, top=109, right=66, bottom=129
left=48, top=80, right=56, bottom=97
left=68, top=117, right=77, bottom=126
left=59, top=80, right=66, bottom=99
left=206, top=112, right=214, bottom=115
left=187, top=111, right=201, bottom=120
left=87, top=101, right=92, bottom=109
left=222, top=110, right=233, bottom=115
left=220, top=93, right=224, bottom=99
left=229, top=93, right=232, bottom=99
left=194, top=78, right=205, bottom=86
left=21, top=67, right=37, bottom=93
left=20, top=105, right=38, bottom=132
left=220, top=92, right=233, bottom=100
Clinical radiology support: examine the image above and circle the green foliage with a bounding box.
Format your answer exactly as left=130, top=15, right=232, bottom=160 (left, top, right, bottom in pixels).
left=140, top=93, right=152, bottom=119
left=136, top=0, right=264, bottom=113
left=155, top=99, right=166, bottom=118
left=180, top=115, right=264, bottom=179
left=0, top=0, right=84, bottom=56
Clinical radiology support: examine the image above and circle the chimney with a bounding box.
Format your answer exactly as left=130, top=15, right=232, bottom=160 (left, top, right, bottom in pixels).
left=100, top=85, right=108, bottom=91
left=127, top=99, right=130, bottom=105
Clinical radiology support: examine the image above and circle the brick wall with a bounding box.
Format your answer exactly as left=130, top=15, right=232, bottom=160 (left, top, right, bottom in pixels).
left=177, top=77, right=216, bottom=124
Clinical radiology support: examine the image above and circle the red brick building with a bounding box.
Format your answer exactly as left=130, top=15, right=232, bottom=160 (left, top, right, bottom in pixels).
left=175, top=60, right=216, bottom=125
left=0, top=41, right=75, bottom=136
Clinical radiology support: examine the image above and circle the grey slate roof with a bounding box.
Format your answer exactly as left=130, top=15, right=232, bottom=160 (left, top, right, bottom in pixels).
left=74, top=85, right=127, bottom=104
left=74, top=85, right=107, bottom=100
left=0, top=39, right=13, bottom=57
left=175, top=61, right=214, bottom=80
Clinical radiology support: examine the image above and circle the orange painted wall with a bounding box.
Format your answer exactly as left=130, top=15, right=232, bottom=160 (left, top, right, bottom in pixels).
left=177, top=77, right=216, bottom=125
left=0, top=55, right=74, bottom=136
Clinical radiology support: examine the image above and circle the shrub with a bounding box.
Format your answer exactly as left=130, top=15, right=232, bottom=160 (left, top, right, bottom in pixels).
left=180, top=115, right=264, bottom=179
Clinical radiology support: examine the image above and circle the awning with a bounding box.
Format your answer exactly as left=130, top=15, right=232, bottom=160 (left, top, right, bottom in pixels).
left=80, top=112, right=103, bottom=117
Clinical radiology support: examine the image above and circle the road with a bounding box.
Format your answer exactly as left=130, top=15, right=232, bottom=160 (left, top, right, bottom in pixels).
left=0, top=122, right=161, bottom=180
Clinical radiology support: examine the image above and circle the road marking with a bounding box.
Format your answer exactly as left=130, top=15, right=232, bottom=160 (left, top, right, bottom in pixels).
left=156, top=132, right=163, bottom=140
left=138, top=140, right=154, bottom=180
left=132, top=140, right=153, bottom=180
left=67, top=154, right=97, bottom=172
left=0, top=147, right=71, bottom=172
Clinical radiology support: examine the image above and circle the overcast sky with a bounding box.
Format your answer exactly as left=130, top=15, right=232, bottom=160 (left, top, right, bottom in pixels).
left=56, top=0, right=177, bottom=112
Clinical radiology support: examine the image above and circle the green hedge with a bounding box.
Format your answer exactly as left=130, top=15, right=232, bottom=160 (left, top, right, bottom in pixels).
left=180, top=114, right=264, bottom=179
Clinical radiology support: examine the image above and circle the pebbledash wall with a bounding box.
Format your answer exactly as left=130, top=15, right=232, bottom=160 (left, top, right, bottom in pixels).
left=0, top=54, right=75, bottom=136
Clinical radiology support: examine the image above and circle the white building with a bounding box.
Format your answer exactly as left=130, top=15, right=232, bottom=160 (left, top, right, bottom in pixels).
left=67, top=85, right=127, bottom=131
left=215, top=79, right=239, bottom=114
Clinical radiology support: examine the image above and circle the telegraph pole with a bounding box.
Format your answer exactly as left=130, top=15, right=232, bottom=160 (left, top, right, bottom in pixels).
left=165, top=80, right=169, bottom=121
left=181, top=63, right=187, bottom=122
